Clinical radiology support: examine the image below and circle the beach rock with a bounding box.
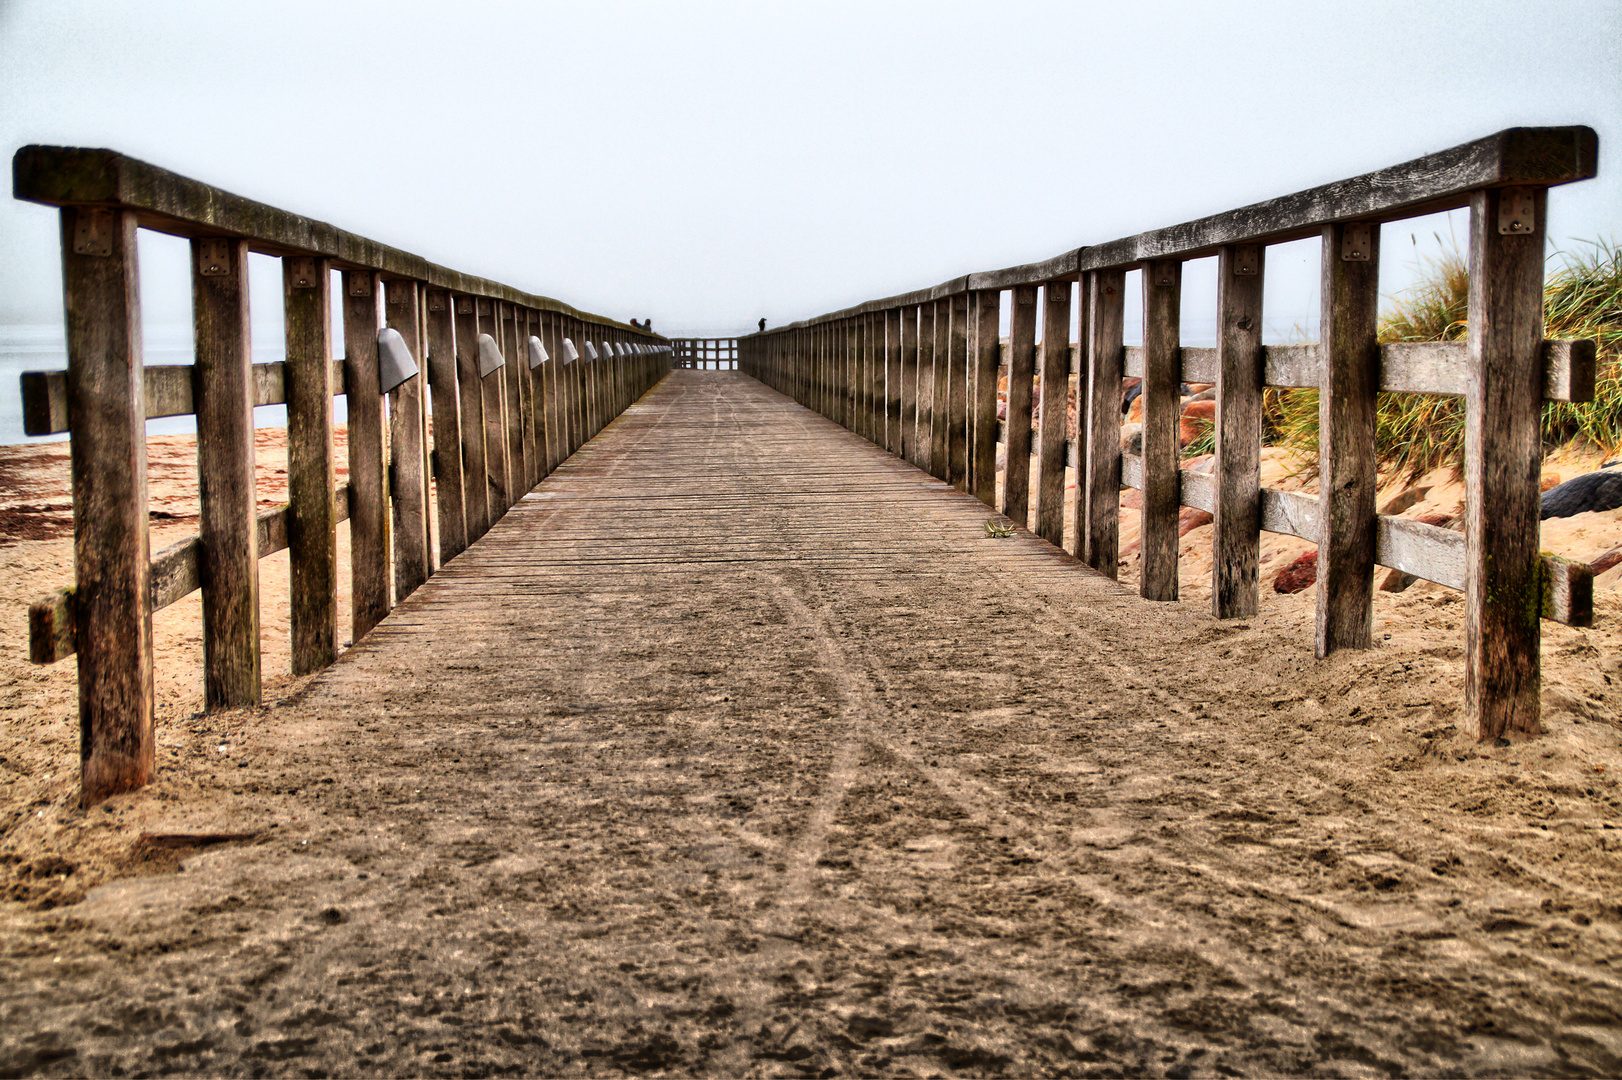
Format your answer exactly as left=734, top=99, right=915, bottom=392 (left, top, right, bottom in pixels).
left=1541, top=472, right=1563, bottom=492
left=1379, top=486, right=1432, bottom=516
left=1121, top=488, right=1142, bottom=510
left=1179, top=508, right=1213, bottom=537
left=1120, top=424, right=1142, bottom=457
left=1589, top=546, right=1622, bottom=576
left=1541, top=468, right=1622, bottom=520
left=1125, top=396, right=1143, bottom=424
left=1274, top=549, right=1318, bottom=593
left=1179, top=399, right=1217, bottom=448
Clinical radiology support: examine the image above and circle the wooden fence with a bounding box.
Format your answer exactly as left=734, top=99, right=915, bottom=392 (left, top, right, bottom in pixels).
left=13, top=146, right=672, bottom=806
left=740, top=126, right=1601, bottom=743
left=673, top=338, right=739, bottom=369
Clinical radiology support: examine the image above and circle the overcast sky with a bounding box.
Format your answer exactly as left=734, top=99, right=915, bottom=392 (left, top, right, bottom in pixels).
left=1, top=0, right=1618, bottom=340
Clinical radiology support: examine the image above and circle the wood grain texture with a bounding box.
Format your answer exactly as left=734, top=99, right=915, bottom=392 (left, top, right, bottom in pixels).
left=453, top=297, right=490, bottom=542
left=1213, top=246, right=1264, bottom=619
left=1035, top=282, right=1071, bottom=547
left=343, top=271, right=389, bottom=639
left=386, top=280, right=430, bottom=602
left=190, top=236, right=260, bottom=709
left=947, top=294, right=969, bottom=491
left=426, top=290, right=467, bottom=563
left=970, top=290, right=999, bottom=507
left=900, top=307, right=920, bottom=465
left=1314, top=223, right=1381, bottom=656
left=886, top=309, right=904, bottom=458
left=1140, top=260, right=1181, bottom=601
left=1465, top=187, right=1546, bottom=740
left=500, top=304, right=528, bottom=499
left=283, top=256, right=336, bottom=675
left=916, top=305, right=936, bottom=475
left=1003, top=285, right=1038, bottom=524
left=1083, top=270, right=1124, bottom=576
left=60, top=206, right=153, bottom=805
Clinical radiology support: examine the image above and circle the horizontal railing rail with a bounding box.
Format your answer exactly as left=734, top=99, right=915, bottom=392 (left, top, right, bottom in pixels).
left=739, top=125, right=1600, bottom=743
left=13, top=146, right=674, bottom=805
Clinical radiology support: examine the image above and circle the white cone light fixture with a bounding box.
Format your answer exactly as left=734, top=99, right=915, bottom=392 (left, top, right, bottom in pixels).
left=528, top=335, right=549, bottom=370
left=583, top=342, right=599, bottom=361
left=477, top=333, right=505, bottom=377
left=561, top=338, right=579, bottom=365
left=377, top=327, right=419, bottom=393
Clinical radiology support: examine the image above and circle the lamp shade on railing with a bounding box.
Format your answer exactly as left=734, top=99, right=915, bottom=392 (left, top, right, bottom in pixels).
left=528, top=335, right=549, bottom=369
left=377, top=327, right=419, bottom=393
left=477, top=333, right=505, bottom=377
left=583, top=342, right=599, bottom=361
left=562, top=338, right=579, bottom=365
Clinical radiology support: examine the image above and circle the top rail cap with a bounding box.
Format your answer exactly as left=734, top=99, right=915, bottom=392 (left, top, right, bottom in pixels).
left=1078, top=125, right=1598, bottom=270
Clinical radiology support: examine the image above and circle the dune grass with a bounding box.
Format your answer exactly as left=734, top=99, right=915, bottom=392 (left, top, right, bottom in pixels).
left=1263, top=238, right=1622, bottom=478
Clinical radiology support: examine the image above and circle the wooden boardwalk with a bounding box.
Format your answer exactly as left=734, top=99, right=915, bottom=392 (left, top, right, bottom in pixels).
left=6, top=370, right=1620, bottom=1077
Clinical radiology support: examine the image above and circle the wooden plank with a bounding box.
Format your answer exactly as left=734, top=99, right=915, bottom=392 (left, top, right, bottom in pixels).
left=1315, top=222, right=1382, bottom=656
left=426, top=289, right=466, bottom=563
left=1378, top=515, right=1462, bottom=589
left=867, top=313, right=884, bottom=444
left=385, top=279, right=430, bottom=601
left=899, top=308, right=919, bottom=464
left=1083, top=270, right=1125, bottom=575
left=1465, top=186, right=1546, bottom=740
left=502, top=305, right=528, bottom=498
left=1003, top=285, right=1038, bottom=525
left=14, top=145, right=656, bottom=334
left=1212, top=245, right=1264, bottom=619
left=540, top=311, right=560, bottom=475
left=1544, top=556, right=1594, bottom=628
left=947, top=294, right=969, bottom=490
left=343, top=270, right=390, bottom=639
left=283, top=255, right=336, bottom=676
left=1140, top=260, right=1182, bottom=601
left=453, top=296, right=489, bottom=542
left=970, top=289, right=999, bottom=506
left=481, top=299, right=511, bottom=514
left=60, top=206, right=153, bottom=804
left=916, top=305, right=936, bottom=473
left=1035, top=281, right=1071, bottom=547
left=191, top=236, right=260, bottom=709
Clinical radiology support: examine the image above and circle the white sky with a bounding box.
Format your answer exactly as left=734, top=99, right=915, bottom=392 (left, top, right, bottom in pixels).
left=1, top=0, right=1618, bottom=340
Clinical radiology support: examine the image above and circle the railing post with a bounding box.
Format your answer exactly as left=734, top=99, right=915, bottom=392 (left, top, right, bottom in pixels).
left=384, top=279, right=430, bottom=599
left=1315, top=223, right=1381, bottom=654
left=1140, top=260, right=1183, bottom=601
left=426, top=288, right=467, bottom=563
left=191, top=236, right=260, bottom=708
left=970, top=288, right=1000, bottom=507
left=541, top=310, right=562, bottom=473
left=1004, top=285, right=1037, bottom=526
left=916, top=303, right=936, bottom=472
left=1036, top=280, right=1071, bottom=547
left=453, top=295, right=490, bottom=541
left=1083, top=269, right=1125, bottom=575
left=501, top=304, right=528, bottom=495
left=343, top=269, right=390, bottom=638
left=481, top=299, right=510, bottom=511
left=901, top=306, right=920, bottom=464
left=1213, top=244, right=1265, bottom=618
left=947, top=293, right=970, bottom=490
left=885, top=309, right=903, bottom=457
left=931, top=299, right=951, bottom=479
left=1465, top=185, right=1548, bottom=740
left=283, top=256, right=337, bottom=674
left=62, top=205, right=154, bottom=804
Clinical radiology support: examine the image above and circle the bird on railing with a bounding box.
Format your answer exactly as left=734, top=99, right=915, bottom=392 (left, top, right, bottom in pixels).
left=1540, top=462, right=1622, bottom=519
left=759, top=318, right=767, bottom=332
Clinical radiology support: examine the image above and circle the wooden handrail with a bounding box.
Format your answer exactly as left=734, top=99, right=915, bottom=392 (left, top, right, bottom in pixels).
left=14, top=145, right=675, bottom=806
left=738, top=125, right=1602, bottom=744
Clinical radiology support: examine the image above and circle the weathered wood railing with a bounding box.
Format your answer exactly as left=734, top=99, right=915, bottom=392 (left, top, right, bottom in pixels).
left=673, top=338, right=739, bottom=369
left=13, top=146, right=672, bottom=805
left=740, top=126, right=1600, bottom=742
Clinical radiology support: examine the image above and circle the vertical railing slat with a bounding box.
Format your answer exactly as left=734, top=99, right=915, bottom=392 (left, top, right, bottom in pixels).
left=62, top=206, right=154, bottom=805
left=1213, top=245, right=1265, bottom=619
left=343, top=269, right=390, bottom=638
left=385, top=279, right=430, bottom=600
left=970, top=289, right=999, bottom=507
left=1315, top=223, right=1381, bottom=653
left=426, top=289, right=467, bottom=563
left=1035, top=281, right=1071, bottom=547
left=1140, top=260, right=1183, bottom=601
left=1465, top=186, right=1548, bottom=740
left=1003, top=285, right=1037, bottom=527
left=453, top=295, right=489, bottom=542
left=284, top=256, right=337, bottom=674
left=1083, top=269, right=1125, bottom=575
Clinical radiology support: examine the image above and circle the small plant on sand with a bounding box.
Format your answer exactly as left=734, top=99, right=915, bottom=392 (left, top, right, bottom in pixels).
left=1263, top=237, right=1622, bottom=478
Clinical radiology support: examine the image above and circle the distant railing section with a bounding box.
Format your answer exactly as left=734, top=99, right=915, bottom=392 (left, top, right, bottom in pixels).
left=12, top=146, right=673, bottom=805
left=673, top=338, right=739, bottom=369
left=739, top=126, right=1601, bottom=743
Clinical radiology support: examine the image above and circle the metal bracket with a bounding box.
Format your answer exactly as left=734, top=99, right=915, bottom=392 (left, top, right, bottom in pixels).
left=1153, top=263, right=1177, bottom=288
left=386, top=281, right=411, bottom=304
left=72, top=208, right=115, bottom=257
left=348, top=274, right=372, bottom=297
left=427, top=291, right=446, bottom=312
left=287, top=257, right=318, bottom=289
left=1341, top=223, right=1373, bottom=262
left=1233, top=246, right=1260, bottom=277
left=1048, top=282, right=1069, bottom=301
left=1499, top=187, right=1536, bottom=235
left=197, top=239, right=231, bottom=277
left=456, top=297, right=473, bottom=315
